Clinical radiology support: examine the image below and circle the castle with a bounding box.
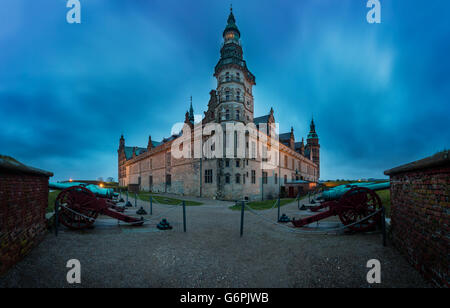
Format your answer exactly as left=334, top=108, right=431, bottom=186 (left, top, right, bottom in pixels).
left=118, top=9, right=320, bottom=201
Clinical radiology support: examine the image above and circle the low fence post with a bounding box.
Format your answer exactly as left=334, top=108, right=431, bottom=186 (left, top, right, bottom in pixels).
left=182, top=200, right=186, bottom=232
left=134, top=192, right=137, bottom=208
left=240, top=200, right=245, bottom=237
left=150, top=196, right=153, bottom=216
left=54, top=200, right=59, bottom=237
left=381, top=207, right=387, bottom=247
left=277, top=197, right=281, bottom=222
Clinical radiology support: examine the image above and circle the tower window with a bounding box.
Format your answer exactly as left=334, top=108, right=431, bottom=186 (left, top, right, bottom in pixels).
left=226, top=72, right=230, bottom=81
left=236, top=109, right=240, bottom=120
left=226, top=91, right=230, bottom=101
left=226, top=109, right=230, bottom=120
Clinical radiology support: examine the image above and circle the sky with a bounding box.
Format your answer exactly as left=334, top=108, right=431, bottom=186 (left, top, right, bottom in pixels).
left=0, top=0, right=449, bottom=181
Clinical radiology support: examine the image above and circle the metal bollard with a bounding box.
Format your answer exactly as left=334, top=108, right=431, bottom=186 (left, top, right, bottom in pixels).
left=54, top=200, right=59, bottom=237
left=277, top=198, right=281, bottom=222
left=150, top=196, right=153, bottom=215
left=134, top=192, right=137, bottom=208
left=381, top=207, right=387, bottom=247
left=126, top=190, right=128, bottom=202
left=182, top=200, right=186, bottom=232
left=240, top=200, right=245, bottom=237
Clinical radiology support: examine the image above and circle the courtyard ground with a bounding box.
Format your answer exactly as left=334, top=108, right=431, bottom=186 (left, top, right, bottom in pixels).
left=0, top=194, right=430, bottom=288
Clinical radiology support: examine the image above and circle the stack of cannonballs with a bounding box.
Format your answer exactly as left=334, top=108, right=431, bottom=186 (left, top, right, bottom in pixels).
left=278, top=214, right=290, bottom=223
left=157, top=219, right=173, bottom=230
left=136, top=206, right=147, bottom=215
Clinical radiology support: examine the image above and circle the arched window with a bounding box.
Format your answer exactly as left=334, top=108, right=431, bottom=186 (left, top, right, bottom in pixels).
left=225, top=174, right=231, bottom=184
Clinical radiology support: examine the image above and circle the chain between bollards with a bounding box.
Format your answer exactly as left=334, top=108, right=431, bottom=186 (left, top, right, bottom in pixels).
left=240, top=200, right=245, bottom=237
left=182, top=200, right=186, bottom=232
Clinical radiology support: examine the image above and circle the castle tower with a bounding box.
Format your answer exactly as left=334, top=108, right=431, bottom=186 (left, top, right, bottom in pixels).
left=118, top=135, right=126, bottom=186
left=306, top=118, right=320, bottom=179
left=213, top=7, right=256, bottom=124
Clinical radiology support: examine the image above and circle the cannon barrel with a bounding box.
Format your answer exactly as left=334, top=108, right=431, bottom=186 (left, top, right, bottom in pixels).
left=49, top=182, right=118, bottom=198
left=319, top=181, right=390, bottom=201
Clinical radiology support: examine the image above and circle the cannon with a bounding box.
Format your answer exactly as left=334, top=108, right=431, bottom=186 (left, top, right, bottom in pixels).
left=49, top=182, right=119, bottom=199
left=292, top=183, right=389, bottom=232
left=54, top=186, right=143, bottom=230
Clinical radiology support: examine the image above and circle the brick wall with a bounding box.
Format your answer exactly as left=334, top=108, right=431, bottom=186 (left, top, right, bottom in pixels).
left=0, top=172, right=49, bottom=276
left=386, top=152, right=449, bottom=287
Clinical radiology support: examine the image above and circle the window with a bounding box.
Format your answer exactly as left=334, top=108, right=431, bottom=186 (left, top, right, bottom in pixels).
left=150, top=159, right=153, bottom=169
left=226, top=109, right=230, bottom=120
left=149, top=175, right=153, bottom=188
left=292, top=159, right=294, bottom=170
left=225, top=160, right=230, bottom=167
left=284, top=155, right=288, bottom=168
left=138, top=176, right=141, bottom=187
left=236, top=174, right=241, bottom=184
left=166, top=174, right=171, bottom=186
left=225, top=174, right=230, bottom=184
left=226, top=72, right=230, bottom=81
left=166, top=152, right=171, bottom=166
left=251, top=170, right=256, bottom=184
left=226, top=91, right=230, bottom=101
left=205, top=169, right=213, bottom=184
left=236, top=72, right=240, bottom=81
left=236, top=160, right=240, bottom=168
left=243, top=175, right=246, bottom=184
left=236, top=109, right=240, bottom=120
left=284, top=175, right=287, bottom=184
left=251, top=142, right=256, bottom=159
left=262, top=172, right=268, bottom=184
left=236, top=90, right=241, bottom=102
left=275, top=173, right=278, bottom=184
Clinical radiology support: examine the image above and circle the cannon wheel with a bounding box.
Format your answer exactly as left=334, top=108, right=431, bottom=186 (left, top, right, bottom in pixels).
left=56, top=186, right=99, bottom=230
left=338, top=187, right=382, bottom=232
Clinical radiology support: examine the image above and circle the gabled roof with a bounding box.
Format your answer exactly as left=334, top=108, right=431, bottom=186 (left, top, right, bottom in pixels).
left=279, top=132, right=291, bottom=141
left=254, top=114, right=270, bottom=126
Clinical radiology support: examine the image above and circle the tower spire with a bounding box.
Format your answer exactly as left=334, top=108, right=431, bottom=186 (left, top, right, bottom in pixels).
left=188, top=96, right=195, bottom=123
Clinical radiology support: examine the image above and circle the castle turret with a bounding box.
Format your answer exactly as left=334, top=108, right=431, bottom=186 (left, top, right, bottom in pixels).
left=147, top=135, right=153, bottom=151
left=214, top=7, right=255, bottom=124
left=119, top=134, right=125, bottom=149
left=306, top=118, right=320, bottom=179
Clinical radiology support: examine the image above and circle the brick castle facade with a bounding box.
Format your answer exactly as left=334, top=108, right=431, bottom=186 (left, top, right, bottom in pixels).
left=118, top=9, right=320, bottom=201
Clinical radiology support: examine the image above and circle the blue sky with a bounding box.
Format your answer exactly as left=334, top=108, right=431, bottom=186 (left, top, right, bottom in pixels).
left=0, top=0, right=449, bottom=181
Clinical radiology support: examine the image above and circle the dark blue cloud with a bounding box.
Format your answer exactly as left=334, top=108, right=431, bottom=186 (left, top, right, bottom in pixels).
left=0, top=0, right=449, bottom=181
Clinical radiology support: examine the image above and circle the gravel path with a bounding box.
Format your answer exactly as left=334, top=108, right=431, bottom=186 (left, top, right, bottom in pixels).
left=0, top=195, right=431, bottom=288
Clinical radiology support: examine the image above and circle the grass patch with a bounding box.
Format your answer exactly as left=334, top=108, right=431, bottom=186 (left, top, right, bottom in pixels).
left=376, top=189, right=391, bottom=218
left=47, top=190, right=59, bottom=213
left=229, top=198, right=295, bottom=211
left=137, top=192, right=203, bottom=206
